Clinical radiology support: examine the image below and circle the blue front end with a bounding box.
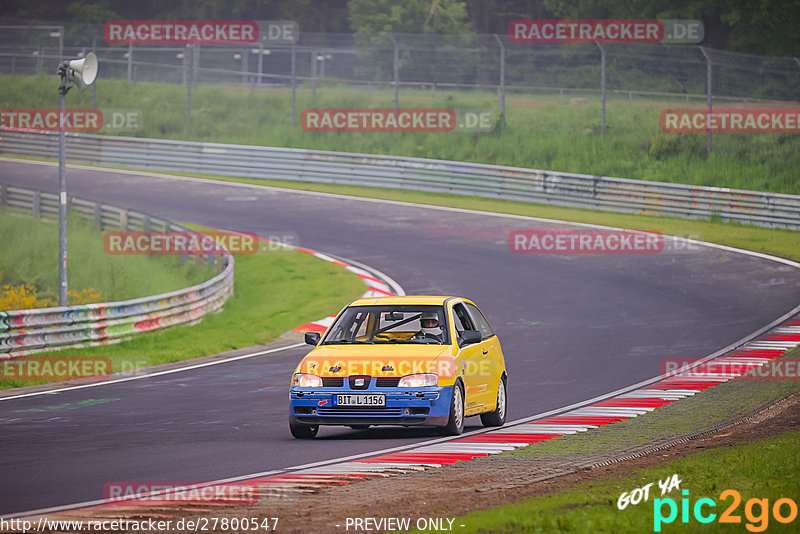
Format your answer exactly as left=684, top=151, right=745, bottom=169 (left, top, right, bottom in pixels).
left=289, top=376, right=452, bottom=427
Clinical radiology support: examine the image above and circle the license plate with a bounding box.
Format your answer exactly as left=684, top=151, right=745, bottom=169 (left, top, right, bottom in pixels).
left=335, top=394, right=385, bottom=406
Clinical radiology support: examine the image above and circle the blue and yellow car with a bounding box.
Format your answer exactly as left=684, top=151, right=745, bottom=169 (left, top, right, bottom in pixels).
left=289, top=296, right=507, bottom=438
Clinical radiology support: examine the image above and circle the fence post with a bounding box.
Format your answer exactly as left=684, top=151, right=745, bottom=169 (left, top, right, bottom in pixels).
left=311, top=49, right=317, bottom=97
left=186, top=44, right=192, bottom=120
left=33, top=190, right=41, bottom=219
left=389, top=33, right=399, bottom=110
left=182, top=45, right=188, bottom=86
left=0, top=183, right=6, bottom=209
left=241, top=48, right=247, bottom=86
left=291, top=42, right=297, bottom=126
left=795, top=57, right=800, bottom=70
left=699, top=46, right=713, bottom=157
left=494, top=34, right=506, bottom=131
left=127, top=43, right=133, bottom=81
left=596, top=41, right=606, bottom=134
left=257, top=42, right=264, bottom=87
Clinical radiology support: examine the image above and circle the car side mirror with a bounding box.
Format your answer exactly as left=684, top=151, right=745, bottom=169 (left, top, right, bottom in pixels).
left=461, top=329, right=481, bottom=346
left=305, top=332, right=321, bottom=346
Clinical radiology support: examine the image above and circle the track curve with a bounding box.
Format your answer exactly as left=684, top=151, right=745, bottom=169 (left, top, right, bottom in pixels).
left=1, top=159, right=799, bottom=515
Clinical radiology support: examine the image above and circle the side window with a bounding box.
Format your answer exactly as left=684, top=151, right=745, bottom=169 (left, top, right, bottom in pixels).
left=465, top=303, right=495, bottom=340
left=452, top=303, right=475, bottom=336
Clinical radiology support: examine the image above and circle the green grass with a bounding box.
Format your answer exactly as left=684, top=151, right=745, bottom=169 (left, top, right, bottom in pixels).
left=439, top=430, right=800, bottom=533
left=0, top=245, right=367, bottom=389
left=0, top=210, right=212, bottom=303
left=2, top=74, right=799, bottom=194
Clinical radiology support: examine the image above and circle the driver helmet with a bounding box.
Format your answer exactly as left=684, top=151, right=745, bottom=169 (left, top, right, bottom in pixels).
left=420, top=311, right=442, bottom=337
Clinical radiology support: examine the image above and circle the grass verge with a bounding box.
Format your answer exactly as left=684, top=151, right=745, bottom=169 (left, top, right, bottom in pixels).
left=0, top=210, right=213, bottom=304
left=1, top=74, right=799, bottom=194
left=421, top=347, right=800, bottom=533
left=442, top=430, right=800, bottom=533
left=0, top=225, right=367, bottom=389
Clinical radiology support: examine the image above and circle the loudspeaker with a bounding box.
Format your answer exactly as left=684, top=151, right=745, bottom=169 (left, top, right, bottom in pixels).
left=68, top=52, right=98, bottom=89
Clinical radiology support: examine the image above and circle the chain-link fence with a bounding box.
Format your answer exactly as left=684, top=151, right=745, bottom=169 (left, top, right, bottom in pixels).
left=2, top=19, right=799, bottom=130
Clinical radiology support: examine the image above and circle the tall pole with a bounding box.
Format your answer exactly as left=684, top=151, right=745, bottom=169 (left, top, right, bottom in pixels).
left=91, top=34, right=97, bottom=109
left=58, top=78, right=68, bottom=306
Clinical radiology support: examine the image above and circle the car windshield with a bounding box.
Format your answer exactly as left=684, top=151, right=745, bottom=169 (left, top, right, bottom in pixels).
left=322, top=305, right=450, bottom=345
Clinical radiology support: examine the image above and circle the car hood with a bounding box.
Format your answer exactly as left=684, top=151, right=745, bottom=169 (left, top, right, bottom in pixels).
left=298, top=344, right=454, bottom=377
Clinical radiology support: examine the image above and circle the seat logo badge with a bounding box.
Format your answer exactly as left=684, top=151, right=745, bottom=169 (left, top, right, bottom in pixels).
left=354, top=378, right=365, bottom=387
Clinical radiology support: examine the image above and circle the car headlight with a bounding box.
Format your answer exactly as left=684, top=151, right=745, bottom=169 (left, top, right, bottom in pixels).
left=293, top=373, right=322, bottom=387
left=398, top=373, right=438, bottom=387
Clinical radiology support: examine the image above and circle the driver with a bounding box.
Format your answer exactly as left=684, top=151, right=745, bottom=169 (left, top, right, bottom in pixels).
left=413, top=311, right=444, bottom=342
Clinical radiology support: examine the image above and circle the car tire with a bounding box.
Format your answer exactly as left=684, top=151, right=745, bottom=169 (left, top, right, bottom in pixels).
left=480, top=377, right=507, bottom=427
left=440, top=381, right=465, bottom=435
left=289, top=421, right=319, bottom=439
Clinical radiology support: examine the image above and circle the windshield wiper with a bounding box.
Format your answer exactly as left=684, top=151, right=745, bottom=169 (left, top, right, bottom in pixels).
left=324, top=339, right=373, bottom=345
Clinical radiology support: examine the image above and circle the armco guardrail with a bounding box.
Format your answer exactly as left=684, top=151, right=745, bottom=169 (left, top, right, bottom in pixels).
left=1, top=131, right=799, bottom=229
left=0, top=184, right=234, bottom=356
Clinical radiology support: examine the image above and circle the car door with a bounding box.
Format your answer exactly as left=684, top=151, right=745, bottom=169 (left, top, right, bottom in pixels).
left=451, top=302, right=490, bottom=415
left=464, top=302, right=504, bottom=408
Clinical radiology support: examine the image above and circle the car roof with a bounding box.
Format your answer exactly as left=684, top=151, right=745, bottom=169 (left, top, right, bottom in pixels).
left=349, top=295, right=464, bottom=307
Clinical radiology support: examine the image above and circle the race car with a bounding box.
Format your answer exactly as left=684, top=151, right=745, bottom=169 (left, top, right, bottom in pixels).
left=289, top=296, right=507, bottom=438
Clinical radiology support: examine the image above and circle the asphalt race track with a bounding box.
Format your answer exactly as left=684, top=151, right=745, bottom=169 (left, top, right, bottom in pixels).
left=2, top=159, right=799, bottom=515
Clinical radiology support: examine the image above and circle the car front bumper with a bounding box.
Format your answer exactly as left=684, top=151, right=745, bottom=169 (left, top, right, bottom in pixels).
left=289, top=385, right=452, bottom=427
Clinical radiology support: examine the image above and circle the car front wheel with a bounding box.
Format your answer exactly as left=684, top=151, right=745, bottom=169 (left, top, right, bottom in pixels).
left=289, top=421, right=319, bottom=439
left=441, top=382, right=464, bottom=435
left=480, top=377, right=507, bottom=427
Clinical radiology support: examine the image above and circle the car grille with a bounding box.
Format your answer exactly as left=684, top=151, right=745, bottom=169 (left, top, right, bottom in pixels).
left=316, top=407, right=403, bottom=417
left=322, top=378, right=344, bottom=387
left=349, top=375, right=371, bottom=389
left=375, top=377, right=401, bottom=387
